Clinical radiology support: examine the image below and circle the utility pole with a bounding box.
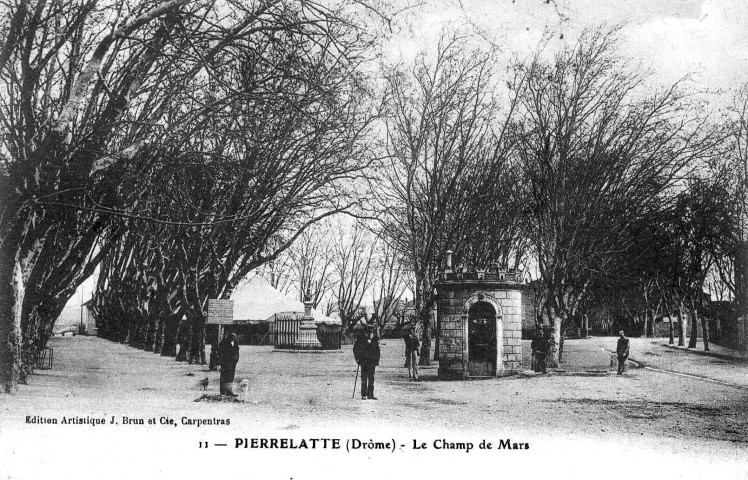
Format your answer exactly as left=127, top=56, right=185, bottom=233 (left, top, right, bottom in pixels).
left=79, top=287, right=84, bottom=334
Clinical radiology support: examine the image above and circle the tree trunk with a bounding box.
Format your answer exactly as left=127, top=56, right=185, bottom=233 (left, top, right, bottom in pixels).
left=646, top=308, right=655, bottom=338
left=188, top=312, right=206, bottom=365
left=581, top=314, right=589, bottom=339
left=433, top=310, right=441, bottom=361
left=418, top=314, right=431, bottom=366
left=677, top=301, right=686, bottom=346
left=130, top=317, right=140, bottom=348
left=160, top=313, right=180, bottom=357
left=418, top=308, right=431, bottom=366
left=546, top=316, right=562, bottom=368
left=700, top=314, right=709, bottom=352
left=153, top=312, right=165, bottom=354
left=0, top=255, right=25, bottom=393
left=136, top=312, right=148, bottom=349
left=668, top=315, right=674, bottom=345
left=119, top=308, right=130, bottom=344
left=737, top=240, right=747, bottom=312
left=20, top=306, right=47, bottom=383
left=95, top=304, right=108, bottom=340
left=102, top=304, right=114, bottom=341
left=126, top=309, right=140, bottom=347
left=688, top=302, right=698, bottom=348
left=175, top=319, right=189, bottom=362
left=175, top=343, right=187, bottom=361
left=144, top=312, right=156, bottom=352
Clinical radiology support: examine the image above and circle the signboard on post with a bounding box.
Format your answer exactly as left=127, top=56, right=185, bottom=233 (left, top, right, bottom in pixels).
left=207, top=299, right=234, bottom=325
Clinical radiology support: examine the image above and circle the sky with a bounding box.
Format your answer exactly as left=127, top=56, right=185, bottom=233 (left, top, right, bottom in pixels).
left=58, top=276, right=96, bottom=326
left=385, top=0, right=748, bottom=93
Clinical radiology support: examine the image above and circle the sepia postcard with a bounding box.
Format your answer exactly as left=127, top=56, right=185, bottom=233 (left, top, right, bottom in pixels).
left=1, top=1, right=746, bottom=479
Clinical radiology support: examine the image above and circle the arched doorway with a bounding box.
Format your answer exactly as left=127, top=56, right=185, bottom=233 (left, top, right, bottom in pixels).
left=467, top=301, right=497, bottom=377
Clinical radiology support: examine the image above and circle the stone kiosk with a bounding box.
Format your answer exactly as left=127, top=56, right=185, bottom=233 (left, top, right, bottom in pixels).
left=436, top=252, right=524, bottom=379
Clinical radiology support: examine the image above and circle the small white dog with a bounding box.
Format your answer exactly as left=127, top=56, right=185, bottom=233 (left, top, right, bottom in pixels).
left=238, top=379, right=250, bottom=402
left=610, top=353, right=627, bottom=372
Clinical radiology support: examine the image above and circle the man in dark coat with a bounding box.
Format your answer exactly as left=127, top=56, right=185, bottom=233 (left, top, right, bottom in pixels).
left=353, top=327, right=380, bottom=400
left=616, top=330, right=630, bottom=375
left=530, top=328, right=549, bottom=374
left=217, top=332, right=240, bottom=395
left=403, top=325, right=420, bottom=381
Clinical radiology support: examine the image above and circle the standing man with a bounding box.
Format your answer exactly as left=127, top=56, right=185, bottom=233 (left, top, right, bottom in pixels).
left=616, top=330, right=630, bottom=375
left=208, top=339, right=218, bottom=371
left=353, top=326, right=380, bottom=400
left=403, top=325, right=420, bottom=381
left=530, top=328, right=549, bottom=374
left=218, top=332, right=239, bottom=396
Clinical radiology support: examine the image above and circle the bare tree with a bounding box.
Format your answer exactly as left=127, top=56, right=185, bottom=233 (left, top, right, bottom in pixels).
left=513, top=27, right=722, bottom=366
left=258, top=245, right=296, bottom=297
left=722, top=86, right=748, bottom=323
left=0, top=0, right=197, bottom=391
left=288, top=226, right=336, bottom=308
left=378, top=31, right=525, bottom=365
left=95, top=0, right=382, bottom=362
left=0, top=0, right=400, bottom=389
left=371, top=240, right=408, bottom=331
left=333, top=223, right=375, bottom=330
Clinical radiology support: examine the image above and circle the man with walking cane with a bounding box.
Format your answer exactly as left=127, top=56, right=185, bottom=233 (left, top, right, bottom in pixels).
left=353, top=325, right=380, bottom=400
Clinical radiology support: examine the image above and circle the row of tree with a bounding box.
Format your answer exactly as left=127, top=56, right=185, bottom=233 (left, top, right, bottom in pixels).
left=0, top=0, right=401, bottom=390
left=582, top=163, right=746, bottom=350
left=2, top=1, right=746, bottom=390
left=376, top=29, right=747, bottom=367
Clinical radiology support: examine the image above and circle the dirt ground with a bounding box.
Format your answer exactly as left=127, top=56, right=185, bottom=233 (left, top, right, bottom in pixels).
left=1, top=335, right=746, bottom=480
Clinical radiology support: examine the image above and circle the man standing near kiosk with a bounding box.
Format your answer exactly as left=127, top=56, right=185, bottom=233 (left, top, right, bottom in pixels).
left=353, top=325, right=380, bottom=400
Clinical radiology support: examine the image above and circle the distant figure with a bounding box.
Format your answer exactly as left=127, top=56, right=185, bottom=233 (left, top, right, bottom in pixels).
left=353, top=326, right=380, bottom=400
left=208, top=342, right=218, bottom=371
left=530, top=329, right=549, bottom=374
left=218, top=332, right=239, bottom=396
left=616, top=330, right=630, bottom=375
left=199, top=377, right=209, bottom=391
left=403, top=325, right=420, bottom=381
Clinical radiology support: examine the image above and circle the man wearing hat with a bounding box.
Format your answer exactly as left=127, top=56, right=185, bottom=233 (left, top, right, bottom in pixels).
left=403, top=324, right=420, bottom=381
left=616, top=330, right=630, bottom=375
left=218, top=331, right=240, bottom=395
left=353, top=325, right=380, bottom=400
left=530, top=328, right=549, bottom=374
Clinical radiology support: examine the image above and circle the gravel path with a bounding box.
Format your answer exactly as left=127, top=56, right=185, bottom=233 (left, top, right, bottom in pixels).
left=2, top=335, right=746, bottom=480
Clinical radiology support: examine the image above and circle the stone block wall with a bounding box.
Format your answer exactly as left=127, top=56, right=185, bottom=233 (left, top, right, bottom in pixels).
left=436, top=281, right=523, bottom=379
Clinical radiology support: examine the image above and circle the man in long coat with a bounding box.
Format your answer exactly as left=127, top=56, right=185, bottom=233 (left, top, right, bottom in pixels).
left=218, top=332, right=240, bottom=395
left=403, top=325, right=420, bottom=381
left=616, top=330, right=630, bottom=375
left=353, top=327, right=380, bottom=400
left=530, top=328, right=549, bottom=374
